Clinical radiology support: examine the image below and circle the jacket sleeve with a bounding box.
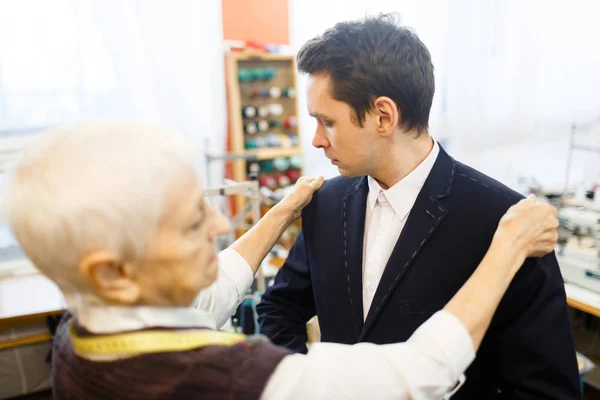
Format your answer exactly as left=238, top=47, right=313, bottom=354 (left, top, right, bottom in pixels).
left=493, top=252, right=581, bottom=399
left=256, top=230, right=316, bottom=354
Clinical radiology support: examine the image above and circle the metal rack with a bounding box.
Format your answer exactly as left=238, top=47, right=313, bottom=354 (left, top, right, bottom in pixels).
left=563, top=119, right=600, bottom=202
left=204, top=147, right=266, bottom=292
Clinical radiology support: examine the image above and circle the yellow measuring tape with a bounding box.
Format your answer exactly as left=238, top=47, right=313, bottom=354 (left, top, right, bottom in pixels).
left=69, top=323, right=247, bottom=357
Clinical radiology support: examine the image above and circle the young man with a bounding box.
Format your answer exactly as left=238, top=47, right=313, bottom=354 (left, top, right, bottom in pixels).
left=6, top=123, right=559, bottom=399
left=257, top=14, right=580, bottom=399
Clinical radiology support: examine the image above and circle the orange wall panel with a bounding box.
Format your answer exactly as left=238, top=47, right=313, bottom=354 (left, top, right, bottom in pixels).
left=222, top=0, right=290, bottom=44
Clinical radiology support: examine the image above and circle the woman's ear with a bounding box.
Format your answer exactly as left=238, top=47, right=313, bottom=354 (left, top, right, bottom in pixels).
left=79, top=251, right=141, bottom=304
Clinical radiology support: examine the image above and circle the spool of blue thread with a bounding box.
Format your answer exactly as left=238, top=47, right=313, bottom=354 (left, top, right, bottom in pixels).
left=245, top=138, right=257, bottom=149
left=261, top=160, right=274, bottom=172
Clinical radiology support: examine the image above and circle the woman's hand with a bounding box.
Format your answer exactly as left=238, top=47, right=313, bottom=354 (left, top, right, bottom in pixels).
left=444, top=195, right=560, bottom=352
left=276, top=176, right=325, bottom=220
left=229, top=176, right=324, bottom=275
left=493, top=195, right=559, bottom=261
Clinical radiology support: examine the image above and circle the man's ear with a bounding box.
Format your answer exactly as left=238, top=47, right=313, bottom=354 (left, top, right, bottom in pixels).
left=79, top=251, right=141, bottom=304
left=373, top=96, right=400, bottom=137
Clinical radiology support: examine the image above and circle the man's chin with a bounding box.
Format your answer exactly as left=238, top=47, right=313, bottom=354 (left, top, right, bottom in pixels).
left=337, top=167, right=359, bottom=177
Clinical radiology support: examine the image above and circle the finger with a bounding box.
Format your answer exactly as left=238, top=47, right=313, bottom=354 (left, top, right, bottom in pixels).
left=541, top=205, right=558, bottom=222
left=296, top=176, right=309, bottom=185
left=308, top=176, right=325, bottom=190
left=511, top=195, right=535, bottom=212
left=529, top=236, right=558, bottom=256
left=538, top=216, right=559, bottom=231
left=303, top=176, right=323, bottom=187
left=530, top=244, right=555, bottom=258
left=530, top=204, right=555, bottom=222
left=537, top=230, right=559, bottom=245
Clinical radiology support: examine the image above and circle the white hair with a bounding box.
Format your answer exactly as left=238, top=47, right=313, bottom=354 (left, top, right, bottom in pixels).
left=4, top=122, right=197, bottom=297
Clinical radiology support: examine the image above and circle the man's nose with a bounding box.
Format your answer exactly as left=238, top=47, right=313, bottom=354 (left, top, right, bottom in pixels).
left=312, top=126, right=329, bottom=149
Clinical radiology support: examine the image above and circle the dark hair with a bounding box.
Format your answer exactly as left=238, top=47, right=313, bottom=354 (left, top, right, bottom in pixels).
left=297, top=13, right=434, bottom=134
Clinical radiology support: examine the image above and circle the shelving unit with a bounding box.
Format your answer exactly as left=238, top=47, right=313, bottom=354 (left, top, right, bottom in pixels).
left=225, top=51, right=303, bottom=215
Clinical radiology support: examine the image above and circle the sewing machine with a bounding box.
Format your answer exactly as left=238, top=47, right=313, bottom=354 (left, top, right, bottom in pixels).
left=557, top=206, right=600, bottom=293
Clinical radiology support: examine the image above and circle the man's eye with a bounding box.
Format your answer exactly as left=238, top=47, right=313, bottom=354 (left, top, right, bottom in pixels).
left=322, top=120, right=334, bottom=128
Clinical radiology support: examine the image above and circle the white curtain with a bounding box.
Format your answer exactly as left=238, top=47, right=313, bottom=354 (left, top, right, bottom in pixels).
left=0, top=0, right=227, bottom=258
left=441, top=0, right=600, bottom=192
left=0, top=0, right=227, bottom=183
left=290, top=0, right=600, bottom=192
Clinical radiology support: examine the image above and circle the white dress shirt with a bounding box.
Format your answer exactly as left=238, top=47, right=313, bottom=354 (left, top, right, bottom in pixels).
left=78, top=244, right=474, bottom=400
left=363, top=140, right=440, bottom=318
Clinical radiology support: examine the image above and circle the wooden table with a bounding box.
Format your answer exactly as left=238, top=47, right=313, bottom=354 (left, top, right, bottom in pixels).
left=0, top=272, right=67, bottom=350
left=565, top=282, right=600, bottom=317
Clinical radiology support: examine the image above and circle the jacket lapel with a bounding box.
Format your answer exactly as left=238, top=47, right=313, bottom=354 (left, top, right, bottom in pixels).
left=341, top=177, right=369, bottom=337
left=359, top=146, right=456, bottom=340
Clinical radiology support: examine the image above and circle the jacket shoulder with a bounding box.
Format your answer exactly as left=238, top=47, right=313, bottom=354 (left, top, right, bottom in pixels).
left=302, top=175, right=363, bottom=221
left=452, top=161, right=524, bottom=211
left=318, top=175, right=363, bottom=197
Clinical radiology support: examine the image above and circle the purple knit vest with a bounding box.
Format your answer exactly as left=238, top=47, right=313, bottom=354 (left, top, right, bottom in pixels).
left=51, top=312, right=290, bottom=400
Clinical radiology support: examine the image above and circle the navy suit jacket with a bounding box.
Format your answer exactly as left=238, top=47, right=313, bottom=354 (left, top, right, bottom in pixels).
left=257, top=146, right=580, bottom=399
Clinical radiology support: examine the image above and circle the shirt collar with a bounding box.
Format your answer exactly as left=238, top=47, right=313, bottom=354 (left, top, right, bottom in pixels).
left=75, top=305, right=217, bottom=334
left=367, top=140, right=440, bottom=220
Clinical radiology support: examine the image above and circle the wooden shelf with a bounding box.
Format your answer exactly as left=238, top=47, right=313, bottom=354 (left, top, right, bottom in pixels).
left=231, top=52, right=297, bottom=62
left=247, top=146, right=303, bottom=160
left=220, top=146, right=303, bottom=162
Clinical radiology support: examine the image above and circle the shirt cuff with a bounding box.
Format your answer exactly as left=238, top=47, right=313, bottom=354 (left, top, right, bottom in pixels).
left=411, top=310, right=475, bottom=381
left=218, top=248, right=255, bottom=297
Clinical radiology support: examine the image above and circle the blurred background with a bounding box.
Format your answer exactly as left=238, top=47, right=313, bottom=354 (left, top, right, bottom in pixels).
left=1, top=0, right=600, bottom=398
left=2, top=0, right=599, bottom=189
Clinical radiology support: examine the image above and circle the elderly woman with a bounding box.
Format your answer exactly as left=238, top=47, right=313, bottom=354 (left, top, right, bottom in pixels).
left=5, top=123, right=559, bottom=400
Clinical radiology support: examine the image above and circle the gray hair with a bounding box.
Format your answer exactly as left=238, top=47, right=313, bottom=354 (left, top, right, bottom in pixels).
left=4, top=122, right=196, bottom=297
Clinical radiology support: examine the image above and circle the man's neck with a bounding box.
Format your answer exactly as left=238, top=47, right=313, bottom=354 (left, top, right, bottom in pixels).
left=371, top=134, right=434, bottom=190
